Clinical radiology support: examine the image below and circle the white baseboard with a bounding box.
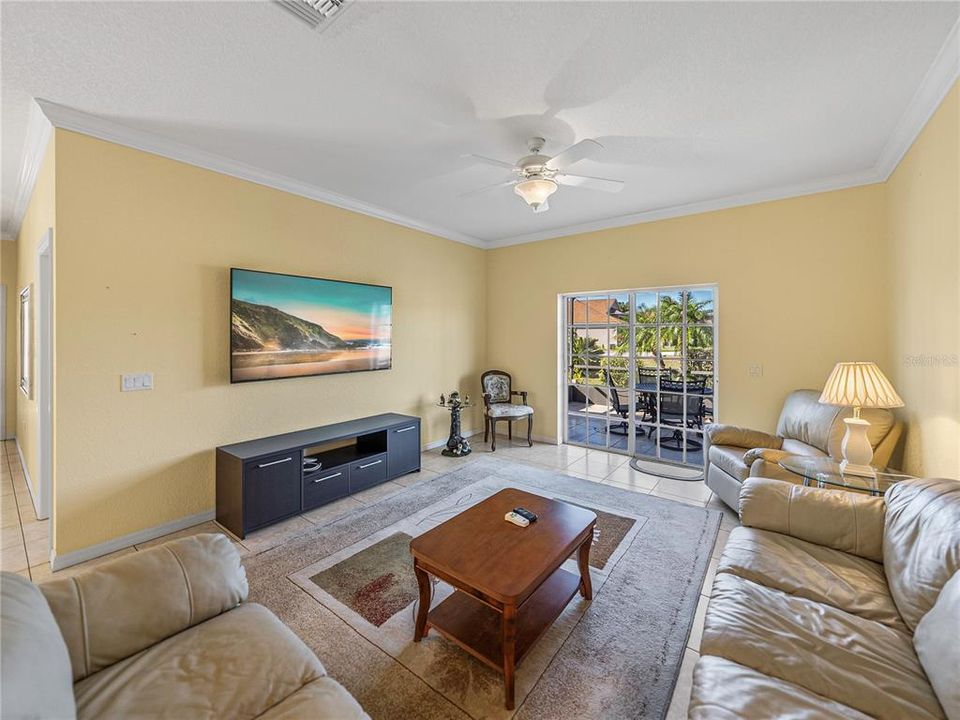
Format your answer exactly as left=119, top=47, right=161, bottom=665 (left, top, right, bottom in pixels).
left=490, top=431, right=559, bottom=445
left=51, top=509, right=216, bottom=571
left=47, top=429, right=560, bottom=571
left=422, top=428, right=482, bottom=451
left=423, top=429, right=558, bottom=451
left=15, top=439, right=45, bottom=520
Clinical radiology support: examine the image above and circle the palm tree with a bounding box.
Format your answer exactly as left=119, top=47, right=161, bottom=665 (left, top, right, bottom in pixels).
left=569, top=334, right=603, bottom=383
left=613, top=291, right=714, bottom=376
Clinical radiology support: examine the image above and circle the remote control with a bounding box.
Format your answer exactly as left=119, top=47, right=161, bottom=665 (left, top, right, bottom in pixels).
left=505, top=511, right=530, bottom=528
left=512, top=507, right=538, bottom=523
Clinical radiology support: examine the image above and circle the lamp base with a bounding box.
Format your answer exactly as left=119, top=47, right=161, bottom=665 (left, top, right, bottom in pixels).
left=839, top=459, right=876, bottom=477
left=840, top=417, right=875, bottom=476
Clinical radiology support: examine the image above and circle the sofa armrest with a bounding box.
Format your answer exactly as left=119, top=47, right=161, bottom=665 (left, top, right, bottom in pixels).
left=739, top=478, right=884, bottom=562
left=40, top=533, right=248, bottom=681
left=743, top=448, right=791, bottom=467
left=741, top=448, right=809, bottom=483
left=705, top=423, right=783, bottom=450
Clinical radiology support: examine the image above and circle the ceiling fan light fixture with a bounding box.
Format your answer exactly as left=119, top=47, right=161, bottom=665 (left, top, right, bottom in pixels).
left=514, top=177, right=557, bottom=210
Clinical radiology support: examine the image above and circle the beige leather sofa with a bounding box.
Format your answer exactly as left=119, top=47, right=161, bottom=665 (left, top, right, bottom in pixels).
left=0, top=533, right=368, bottom=720
left=690, top=476, right=960, bottom=719
left=704, top=389, right=902, bottom=511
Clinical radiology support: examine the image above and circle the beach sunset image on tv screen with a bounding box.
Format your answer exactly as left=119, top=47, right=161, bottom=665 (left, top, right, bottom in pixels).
left=230, top=269, right=392, bottom=382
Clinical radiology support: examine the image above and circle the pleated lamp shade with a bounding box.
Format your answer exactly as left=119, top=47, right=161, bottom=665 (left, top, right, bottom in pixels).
left=819, top=362, right=904, bottom=408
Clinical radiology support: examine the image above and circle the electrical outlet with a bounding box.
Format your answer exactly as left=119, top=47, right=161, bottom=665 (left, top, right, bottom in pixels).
left=747, top=364, right=763, bottom=377
left=121, top=373, right=154, bottom=392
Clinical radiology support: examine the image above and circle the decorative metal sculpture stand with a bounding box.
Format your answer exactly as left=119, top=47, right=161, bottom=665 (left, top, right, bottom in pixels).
left=438, top=391, right=473, bottom=457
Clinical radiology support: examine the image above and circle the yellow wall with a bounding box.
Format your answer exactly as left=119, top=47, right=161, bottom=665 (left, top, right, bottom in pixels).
left=52, top=130, right=486, bottom=554
left=10, top=81, right=955, bottom=559
left=886, top=80, right=960, bottom=479
left=485, top=185, right=891, bottom=439
left=1, top=240, right=18, bottom=439
left=15, top=135, right=55, bottom=498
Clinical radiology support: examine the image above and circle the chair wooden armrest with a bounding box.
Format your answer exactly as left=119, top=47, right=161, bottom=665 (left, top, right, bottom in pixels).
left=511, top=390, right=528, bottom=404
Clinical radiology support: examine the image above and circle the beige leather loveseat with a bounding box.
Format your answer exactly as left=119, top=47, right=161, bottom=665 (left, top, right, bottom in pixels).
left=1, top=534, right=368, bottom=720
left=704, top=389, right=902, bottom=511
left=690, top=476, right=960, bottom=719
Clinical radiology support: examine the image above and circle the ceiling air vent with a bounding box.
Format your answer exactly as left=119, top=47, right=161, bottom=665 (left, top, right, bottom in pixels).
left=275, top=0, right=351, bottom=31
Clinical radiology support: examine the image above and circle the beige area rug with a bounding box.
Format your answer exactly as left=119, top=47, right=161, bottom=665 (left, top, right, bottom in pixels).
left=290, top=475, right=646, bottom=719
left=243, top=456, right=719, bottom=720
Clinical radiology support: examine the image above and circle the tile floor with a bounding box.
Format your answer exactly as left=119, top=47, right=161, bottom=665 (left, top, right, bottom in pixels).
left=1, top=440, right=50, bottom=579
left=0, top=436, right=739, bottom=716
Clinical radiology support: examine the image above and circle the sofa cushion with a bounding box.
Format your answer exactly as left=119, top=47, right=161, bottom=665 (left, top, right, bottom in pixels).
left=708, top=445, right=749, bottom=482
left=257, top=677, right=369, bottom=719
left=780, top=438, right=826, bottom=456
left=689, top=655, right=872, bottom=720
left=73, top=603, right=325, bottom=720
left=883, top=478, right=960, bottom=631
left=40, top=533, right=247, bottom=681
left=739, top=477, right=885, bottom=562
left=0, top=573, right=77, bottom=720
left=701, top=573, right=944, bottom=720
left=776, top=390, right=841, bottom=454
left=486, top=402, right=533, bottom=417
left=41, top=533, right=248, bottom=681
left=913, top=570, right=960, bottom=720
left=717, top=527, right=906, bottom=632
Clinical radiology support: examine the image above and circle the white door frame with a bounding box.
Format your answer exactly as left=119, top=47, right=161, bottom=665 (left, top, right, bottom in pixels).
left=36, top=228, right=53, bottom=521
left=558, top=283, right=719, bottom=466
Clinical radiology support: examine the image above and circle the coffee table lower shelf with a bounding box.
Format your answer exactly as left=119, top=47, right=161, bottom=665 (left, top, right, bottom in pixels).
left=425, top=566, right=582, bottom=672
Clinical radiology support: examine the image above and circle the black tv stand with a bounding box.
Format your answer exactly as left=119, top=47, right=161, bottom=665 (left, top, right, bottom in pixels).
left=216, top=413, right=421, bottom=539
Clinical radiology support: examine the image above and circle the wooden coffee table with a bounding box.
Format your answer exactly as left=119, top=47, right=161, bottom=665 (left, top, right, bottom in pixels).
left=409, top=488, right=596, bottom=710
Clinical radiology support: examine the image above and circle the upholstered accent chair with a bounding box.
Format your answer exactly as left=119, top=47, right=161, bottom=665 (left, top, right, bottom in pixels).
left=481, top=369, right=534, bottom=452
left=704, top=389, right=903, bottom=512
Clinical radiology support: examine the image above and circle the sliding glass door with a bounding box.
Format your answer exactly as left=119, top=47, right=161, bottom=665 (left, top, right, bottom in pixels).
left=563, top=286, right=716, bottom=468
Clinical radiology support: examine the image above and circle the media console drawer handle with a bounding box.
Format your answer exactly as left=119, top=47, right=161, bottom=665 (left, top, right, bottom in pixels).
left=359, top=459, right=383, bottom=469
left=313, top=472, right=343, bottom=483
left=395, top=426, right=417, bottom=433
left=257, top=457, right=293, bottom=468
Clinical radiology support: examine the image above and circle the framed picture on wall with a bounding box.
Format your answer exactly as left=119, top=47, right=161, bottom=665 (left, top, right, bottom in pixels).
left=19, top=285, right=31, bottom=398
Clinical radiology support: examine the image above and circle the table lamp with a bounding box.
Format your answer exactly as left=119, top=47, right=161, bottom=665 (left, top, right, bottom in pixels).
left=818, top=361, right=904, bottom=476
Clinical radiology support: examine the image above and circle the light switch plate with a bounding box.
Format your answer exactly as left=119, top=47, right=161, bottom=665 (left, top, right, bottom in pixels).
left=121, top=373, right=154, bottom=392
left=747, top=364, right=763, bottom=377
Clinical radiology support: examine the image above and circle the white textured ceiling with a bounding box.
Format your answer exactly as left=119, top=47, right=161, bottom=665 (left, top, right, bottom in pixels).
left=2, top=1, right=958, bottom=245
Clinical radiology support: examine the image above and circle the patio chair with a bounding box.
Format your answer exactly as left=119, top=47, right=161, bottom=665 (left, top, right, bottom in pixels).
left=658, top=378, right=706, bottom=450
left=608, top=385, right=634, bottom=436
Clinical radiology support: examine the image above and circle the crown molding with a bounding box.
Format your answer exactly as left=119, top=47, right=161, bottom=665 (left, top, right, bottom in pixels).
left=2, top=101, right=53, bottom=241
left=31, top=99, right=487, bottom=249
left=7, top=17, right=957, bottom=251
left=873, top=15, right=960, bottom=180
left=486, top=168, right=885, bottom=248
left=490, top=19, right=960, bottom=250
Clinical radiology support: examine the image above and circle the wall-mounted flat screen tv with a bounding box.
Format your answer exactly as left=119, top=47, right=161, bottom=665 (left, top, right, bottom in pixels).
left=231, top=268, right=392, bottom=383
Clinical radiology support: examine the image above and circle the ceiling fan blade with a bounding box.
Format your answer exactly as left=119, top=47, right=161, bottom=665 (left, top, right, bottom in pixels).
left=555, top=173, right=625, bottom=193
left=459, top=178, right=518, bottom=198
left=532, top=199, right=550, bottom=213
left=545, top=138, right=603, bottom=170
left=463, top=153, right=517, bottom=171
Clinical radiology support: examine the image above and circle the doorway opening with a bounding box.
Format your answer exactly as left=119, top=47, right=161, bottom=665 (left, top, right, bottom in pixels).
left=36, top=229, right=52, bottom=526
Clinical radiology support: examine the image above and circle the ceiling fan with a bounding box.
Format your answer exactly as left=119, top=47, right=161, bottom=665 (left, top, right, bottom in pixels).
left=462, top=137, right=624, bottom=213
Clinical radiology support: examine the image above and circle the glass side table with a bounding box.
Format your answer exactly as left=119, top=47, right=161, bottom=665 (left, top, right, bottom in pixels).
left=778, top=456, right=913, bottom=497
